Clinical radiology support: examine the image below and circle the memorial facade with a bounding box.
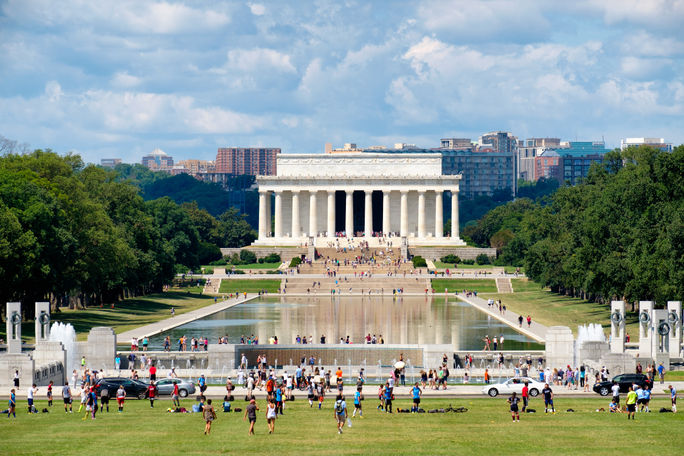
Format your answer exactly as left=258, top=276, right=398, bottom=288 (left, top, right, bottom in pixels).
left=253, top=153, right=465, bottom=246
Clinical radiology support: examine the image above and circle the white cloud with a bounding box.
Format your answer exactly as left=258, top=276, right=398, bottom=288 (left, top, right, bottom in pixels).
left=45, top=81, right=63, bottom=102
left=226, top=48, right=296, bottom=73
left=621, top=31, right=684, bottom=58
left=248, top=3, right=266, bottom=16
left=578, top=0, right=684, bottom=28
left=111, top=71, right=142, bottom=88
left=620, top=57, right=671, bottom=81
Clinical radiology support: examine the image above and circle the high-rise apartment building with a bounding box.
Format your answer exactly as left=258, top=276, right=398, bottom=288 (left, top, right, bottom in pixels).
left=479, top=131, right=518, bottom=153
left=215, top=147, right=279, bottom=175
left=141, top=149, right=174, bottom=171
left=620, top=137, right=672, bottom=152
left=517, top=138, right=561, bottom=180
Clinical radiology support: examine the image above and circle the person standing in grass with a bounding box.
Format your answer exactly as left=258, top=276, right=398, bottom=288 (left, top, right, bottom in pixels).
left=352, top=386, right=364, bottom=417
left=8, top=389, right=16, bottom=418
left=47, top=381, right=53, bottom=407
left=334, top=394, right=347, bottom=434
left=542, top=383, right=554, bottom=413
left=244, top=398, right=259, bottom=435
left=62, top=382, right=73, bottom=413
left=507, top=391, right=520, bottom=422
left=521, top=382, right=529, bottom=413
left=203, top=399, right=216, bottom=435
left=172, top=382, right=181, bottom=409
left=147, top=381, right=157, bottom=408
left=669, top=385, right=677, bottom=413
left=116, top=384, right=126, bottom=412
left=411, top=383, right=422, bottom=413
left=27, top=384, right=37, bottom=413
left=626, top=386, right=637, bottom=419
left=266, top=398, right=277, bottom=434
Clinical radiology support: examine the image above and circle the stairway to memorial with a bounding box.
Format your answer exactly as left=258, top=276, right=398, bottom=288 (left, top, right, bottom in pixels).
left=302, top=246, right=415, bottom=275
left=281, top=276, right=431, bottom=294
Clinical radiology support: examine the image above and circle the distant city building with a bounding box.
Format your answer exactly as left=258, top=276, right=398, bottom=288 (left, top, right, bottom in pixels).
left=440, top=138, right=474, bottom=149
left=142, top=148, right=174, bottom=171
left=100, top=158, right=122, bottom=168
left=620, top=137, right=672, bottom=152
left=215, top=147, right=279, bottom=175
left=175, top=159, right=215, bottom=174
left=479, top=131, right=518, bottom=154
left=556, top=141, right=610, bottom=185
left=533, top=150, right=561, bottom=181
left=517, top=138, right=561, bottom=180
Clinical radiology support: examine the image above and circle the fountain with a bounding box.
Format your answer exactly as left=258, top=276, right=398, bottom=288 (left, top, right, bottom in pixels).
left=574, top=323, right=607, bottom=366
left=49, top=322, right=77, bottom=374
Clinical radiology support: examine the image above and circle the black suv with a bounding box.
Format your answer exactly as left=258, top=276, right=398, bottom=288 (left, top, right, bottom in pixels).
left=593, top=373, right=652, bottom=396
left=95, top=377, right=149, bottom=399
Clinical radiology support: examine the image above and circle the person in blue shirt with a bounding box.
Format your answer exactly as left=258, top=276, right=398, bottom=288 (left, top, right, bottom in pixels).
left=198, top=374, right=207, bottom=393
left=275, top=385, right=283, bottom=415
left=383, top=382, right=393, bottom=414
left=352, top=387, right=363, bottom=418
left=669, top=385, right=677, bottom=413
left=635, top=386, right=645, bottom=412
left=657, top=363, right=665, bottom=384
left=641, top=386, right=651, bottom=412
left=8, top=389, right=16, bottom=418
left=411, top=383, right=422, bottom=413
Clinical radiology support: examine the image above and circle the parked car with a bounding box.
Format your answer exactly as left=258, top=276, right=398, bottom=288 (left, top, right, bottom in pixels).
left=593, top=373, right=652, bottom=396
left=155, top=378, right=196, bottom=397
left=482, top=377, right=544, bottom=397
left=95, top=377, right=149, bottom=400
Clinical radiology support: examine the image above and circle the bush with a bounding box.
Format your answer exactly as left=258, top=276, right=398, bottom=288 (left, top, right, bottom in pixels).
left=263, top=253, right=282, bottom=263
left=412, top=255, right=427, bottom=268
left=462, top=259, right=475, bottom=265
left=239, top=249, right=257, bottom=264
left=209, top=258, right=227, bottom=266
left=289, top=256, right=303, bottom=268
left=440, top=254, right=461, bottom=264
left=476, top=254, right=491, bottom=265
left=230, top=253, right=241, bottom=265
left=258, top=257, right=265, bottom=264
left=266, top=269, right=282, bottom=274
left=198, top=241, right=222, bottom=265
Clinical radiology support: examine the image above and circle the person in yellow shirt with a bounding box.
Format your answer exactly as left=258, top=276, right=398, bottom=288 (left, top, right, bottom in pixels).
left=626, top=386, right=637, bottom=420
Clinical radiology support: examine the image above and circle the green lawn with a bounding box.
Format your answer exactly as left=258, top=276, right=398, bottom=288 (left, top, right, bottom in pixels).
left=479, top=286, right=639, bottom=339
left=0, top=397, right=680, bottom=455
left=431, top=279, right=498, bottom=293
left=219, top=278, right=282, bottom=294
left=0, top=288, right=214, bottom=342
left=433, top=261, right=496, bottom=270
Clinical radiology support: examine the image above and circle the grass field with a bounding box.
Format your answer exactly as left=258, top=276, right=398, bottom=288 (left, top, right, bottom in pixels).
left=431, top=279, right=498, bottom=293
left=219, top=279, right=282, bottom=294
left=0, top=287, right=213, bottom=342
left=0, top=397, right=681, bottom=455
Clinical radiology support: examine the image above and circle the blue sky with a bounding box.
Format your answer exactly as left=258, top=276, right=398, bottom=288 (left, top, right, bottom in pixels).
left=1, top=0, right=683, bottom=164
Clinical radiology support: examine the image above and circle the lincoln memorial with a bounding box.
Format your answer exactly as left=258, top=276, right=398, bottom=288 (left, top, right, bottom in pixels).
left=253, top=152, right=465, bottom=247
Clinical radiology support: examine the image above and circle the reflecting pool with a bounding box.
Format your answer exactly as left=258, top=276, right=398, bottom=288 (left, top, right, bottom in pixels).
left=148, top=296, right=543, bottom=351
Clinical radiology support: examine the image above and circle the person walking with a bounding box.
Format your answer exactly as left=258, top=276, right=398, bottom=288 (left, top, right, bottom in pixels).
left=508, top=391, right=520, bottom=422
left=203, top=399, right=216, bottom=435
left=116, top=384, right=126, bottom=412
left=383, top=381, right=393, bottom=413
left=657, top=363, right=665, bottom=384
left=626, top=386, right=637, bottom=420
left=334, top=394, right=347, bottom=434
left=100, top=386, right=110, bottom=412
left=266, top=398, right=277, bottom=434
left=244, top=398, right=259, bottom=435
left=352, top=386, right=364, bottom=417
left=542, top=383, right=554, bottom=413
left=8, top=389, right=16, bottom=418
left=62, top=382, right=73, bottom=413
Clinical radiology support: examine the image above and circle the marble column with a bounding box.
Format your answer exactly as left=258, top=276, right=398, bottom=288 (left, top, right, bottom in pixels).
left=417, top=190, right=426, bottom=238
left=400, top=190, right=408, bottom=237
left=345, top=190, right=354, bottom=236
left=266, top=193, right=271, bottom=236
left=434, top=191, right=443, bottom=238
left=327, top=191, right=335, bottom=237
left=364, top=190, right=373, bottom=237
left=291, top=191, right=300, bottom=238
left=258, top=190, right=268, bottom=240
left=451, top=189, right=459, bottom=239
left=309, top=191, right=317, bottom=237
left=382, top=190, right=391, bottom=235
left=274, top=191, right=283, bottom=238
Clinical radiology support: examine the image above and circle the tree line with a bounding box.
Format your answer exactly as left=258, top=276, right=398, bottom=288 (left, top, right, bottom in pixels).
left=463, top=146, right=683, bottom=305
left=0, top=149, right=256, bottom=314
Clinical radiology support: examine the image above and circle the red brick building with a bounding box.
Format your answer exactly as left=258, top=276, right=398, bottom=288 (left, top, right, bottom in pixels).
left=215, top=147, right=280, bottom=175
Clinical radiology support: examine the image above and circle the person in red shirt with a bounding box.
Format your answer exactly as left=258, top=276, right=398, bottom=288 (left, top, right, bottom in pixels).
left=172, top=382, right=180, bottom=408
left=149, top=364, right=157, bottom=381
left=147, top=381, right=156, bottom=408
left=521, top=381, right=529, bottom=412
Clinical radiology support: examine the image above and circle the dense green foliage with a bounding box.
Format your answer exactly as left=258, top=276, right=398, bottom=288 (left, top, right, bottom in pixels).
left=440, top=254, right=461, bottom=264
left=412, top=255, right=427, bottom=267
left=465, top=146, right=683, bottom=304
left=0, top=151, right=255, bottom=311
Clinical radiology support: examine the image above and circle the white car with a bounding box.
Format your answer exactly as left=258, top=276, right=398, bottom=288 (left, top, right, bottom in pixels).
left=481, top=377, right=544, bottom=397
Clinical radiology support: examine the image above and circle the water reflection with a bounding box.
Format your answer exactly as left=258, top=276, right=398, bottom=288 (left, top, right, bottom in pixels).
left=149, top=296, right=542, bottom=351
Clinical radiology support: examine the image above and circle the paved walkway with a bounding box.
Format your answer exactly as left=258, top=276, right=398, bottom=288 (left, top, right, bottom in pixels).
left=457, top=293, right=548, bottom=343
left=117, top=294, right=258, bottom=341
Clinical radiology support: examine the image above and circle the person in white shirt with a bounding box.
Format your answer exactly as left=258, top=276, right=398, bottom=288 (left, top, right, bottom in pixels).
left=611, top=382, right=620, bottom=406
left=27, top=384, right=38, bottom=413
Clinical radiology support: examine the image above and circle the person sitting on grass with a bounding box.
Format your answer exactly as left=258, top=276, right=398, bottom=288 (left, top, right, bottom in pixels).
left=609, top=399, right=620, bottom=413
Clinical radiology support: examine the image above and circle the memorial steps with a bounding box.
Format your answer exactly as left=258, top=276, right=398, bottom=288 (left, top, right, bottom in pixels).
left=281, top=276, right=431, bottom=294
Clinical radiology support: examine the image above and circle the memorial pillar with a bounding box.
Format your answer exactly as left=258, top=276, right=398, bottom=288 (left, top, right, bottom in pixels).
left=345, top=190, right=354, bottom=236
left=309, top=191, right=318, bottom=237
left=450, top=189, right=459, bottom=239
left=435, top=191, right=443, bottom=238
left=364, top=190, right=373, bottom=237
left=258, top=191, right=268, bottom=240
left=291, top=191, right=300, bottom=238
left=400, top=190, right=408, bottom=237
left=417, top=190, right=426, bottom=238
left=382, top=190, right=391, bottom=236
left=327, top=190, right=335, bottom=237
left=274, top=191, right=283, bottom=238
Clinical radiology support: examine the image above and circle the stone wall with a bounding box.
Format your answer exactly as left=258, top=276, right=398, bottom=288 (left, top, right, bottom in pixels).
left=408, top=246, right=497, bottom=261
left=220, top=247, right=306, bottom=262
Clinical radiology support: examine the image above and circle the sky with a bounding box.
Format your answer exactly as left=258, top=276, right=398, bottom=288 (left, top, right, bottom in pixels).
left=1, top=0, right=683, bottom=164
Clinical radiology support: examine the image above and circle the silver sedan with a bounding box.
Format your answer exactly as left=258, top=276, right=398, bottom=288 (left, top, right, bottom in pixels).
left=155, top=378, right=196, bottom=397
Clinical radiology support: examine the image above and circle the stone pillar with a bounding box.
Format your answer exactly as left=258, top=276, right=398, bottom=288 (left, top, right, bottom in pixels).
left=345, top=190, right=354, bottom=237
left=638, top=301, right=654, bottom=359
left=87, top=327, right=117, bottom=370
left=265, top=191, right=271, bottom=236
left=35, top=301, right=50, bottom=342
left=545, top=326, right=574, bottom=368
left=291, top=191, right=300, bottom=238
left=400, top=190, right=408, bottom=237
left=610, top=300, right=625, bottom=353
left=6, top=302, right=22, bottom=354
left=450, top=189, right=459, bottom=239
left=434, top=191, right=443, bottom=238
left=258, top=191, right=268, bottom=240
left=309, top=191, right=318, bottom=237
left=668, top=301, right=682, bottom=358
left=364, top=190, right=373, bottom=237
left=417, top=190, right=426, bottom=238
left=382, top=191, right=391, bottom=236
left=274, top=191, right=283, bottom=238
left=327, top=191, right=335, bottom=237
